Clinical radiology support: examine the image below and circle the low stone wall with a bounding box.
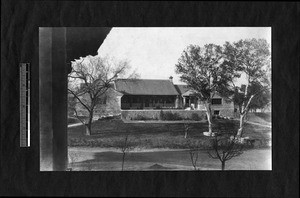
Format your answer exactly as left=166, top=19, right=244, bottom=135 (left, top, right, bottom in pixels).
left=121, top=109, right=207, bottom=120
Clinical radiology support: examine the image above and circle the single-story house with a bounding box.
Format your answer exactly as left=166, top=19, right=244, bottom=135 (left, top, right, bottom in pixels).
left=70, top=77, right=235, bottom=118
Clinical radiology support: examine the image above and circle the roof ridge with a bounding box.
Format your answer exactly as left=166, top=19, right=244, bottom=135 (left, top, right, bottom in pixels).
left=116, top=78, right=172, bottom=81
left=115, top=78, right=180, bottom=95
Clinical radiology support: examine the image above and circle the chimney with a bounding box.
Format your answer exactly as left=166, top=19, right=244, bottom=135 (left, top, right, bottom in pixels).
left=169, top=76, right=173, bottom=84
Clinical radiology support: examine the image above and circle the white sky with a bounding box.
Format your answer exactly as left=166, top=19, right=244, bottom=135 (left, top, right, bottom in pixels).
left=97, top=27, right=271, bottom=85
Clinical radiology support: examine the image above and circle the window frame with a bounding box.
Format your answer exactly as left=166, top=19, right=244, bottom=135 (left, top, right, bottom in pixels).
left=211, top=98, right=222, bottom=105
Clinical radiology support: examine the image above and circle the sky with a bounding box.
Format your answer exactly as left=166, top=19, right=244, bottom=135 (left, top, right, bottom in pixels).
left=97, top=27, right=271, bottom=85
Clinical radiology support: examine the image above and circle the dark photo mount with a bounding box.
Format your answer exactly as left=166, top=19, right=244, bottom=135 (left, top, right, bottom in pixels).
left=1, top=1, right=299, bottom=197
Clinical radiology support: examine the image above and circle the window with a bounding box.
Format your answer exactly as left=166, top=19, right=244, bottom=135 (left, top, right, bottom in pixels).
left=214, top=110, right=220, bottom=115
left=122, top=96, right=129, bottom=103
left=102, top=96, right=107, bottom=104
left=212, top=98, right=222, bottom=105
left=167, top=97, right=174, bottom=104
left=133, top=97, right=138, bottom=103
left=145, top=99, right=149, bottom=107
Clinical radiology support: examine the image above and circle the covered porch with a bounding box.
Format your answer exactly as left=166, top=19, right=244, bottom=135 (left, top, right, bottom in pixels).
left=182, top=91, right=206, bottom=110
left=121, top=95, right=180, bottom=109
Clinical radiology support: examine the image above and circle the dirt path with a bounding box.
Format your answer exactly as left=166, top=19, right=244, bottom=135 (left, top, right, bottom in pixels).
left=122, top=120, right=205, bottom=124
left=233, top=119, right=271, bottom=128
left=245, top=120, right=271, bottom=128
left=68, top=119, right=98, bottom=128
left=68, top=122, right=84, bottom=128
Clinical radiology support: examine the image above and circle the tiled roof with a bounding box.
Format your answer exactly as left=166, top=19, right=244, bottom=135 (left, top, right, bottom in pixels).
left=114, top=79, right=179, bottom=95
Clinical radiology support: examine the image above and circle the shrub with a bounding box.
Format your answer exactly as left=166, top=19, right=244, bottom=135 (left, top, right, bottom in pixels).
left=134, top=114, right=149, bottom=120
left=159, top=110, right=164, bottom=120
left=191, top=113, right=201, bottom=121
left=68, top=117, right=80, bottom=124
left=172, top=113, right=182, bottom=120
left=161, top=111, right=182, bottom=121
left=121, top=110, right=129, bottom=119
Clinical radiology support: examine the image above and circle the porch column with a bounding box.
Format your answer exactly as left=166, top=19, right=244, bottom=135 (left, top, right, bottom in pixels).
left=183, top=97, right=186, bottom=108
left=189, top=96, right=191, bottom=107
left=40, top=28, right=68, bottom=171
left=152, top=96, right=155, bottom=107
left=129, top=96, right=132, bottom=108
left=175, top=96, right=179, bottom=108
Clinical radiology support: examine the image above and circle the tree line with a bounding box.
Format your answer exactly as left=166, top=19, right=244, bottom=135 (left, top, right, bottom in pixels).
left=175, top=38, right=271, bottom=137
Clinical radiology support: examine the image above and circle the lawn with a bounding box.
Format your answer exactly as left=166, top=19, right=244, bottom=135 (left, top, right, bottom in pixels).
left=245, top=112, right=271, bottom=125
left=68, top=118, right=271, bottom=149
left=68, top=148, right=271, bottom=171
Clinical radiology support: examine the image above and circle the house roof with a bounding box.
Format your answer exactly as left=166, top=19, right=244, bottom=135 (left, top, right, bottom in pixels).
left=174, top=84, right=190, bottom=95
left=182, top=90, right=198, bottom=96
left=79, top=82, right=114, bottom=89
left=174, top=84, right=200, bottom=96
left=114, top=79, right=179, bottom=95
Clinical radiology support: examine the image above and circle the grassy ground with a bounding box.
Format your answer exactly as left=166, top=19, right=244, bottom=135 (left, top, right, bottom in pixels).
left=245, top=112, right=271, bottom=125
left=68, top=118, right=271, bottom=149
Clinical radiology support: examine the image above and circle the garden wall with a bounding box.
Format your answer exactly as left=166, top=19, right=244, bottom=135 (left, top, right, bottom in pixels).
left=121, top=109, right=207, bottom=120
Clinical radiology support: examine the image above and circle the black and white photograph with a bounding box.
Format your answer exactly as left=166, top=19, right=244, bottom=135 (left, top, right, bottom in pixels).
left=40, top=27, right=272, bottom=171
left=2, top=1, right=298, bottom=197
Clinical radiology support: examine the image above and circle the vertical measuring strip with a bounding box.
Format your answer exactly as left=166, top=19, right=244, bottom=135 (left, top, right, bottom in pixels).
left=20, top=63, right=30, bottom=147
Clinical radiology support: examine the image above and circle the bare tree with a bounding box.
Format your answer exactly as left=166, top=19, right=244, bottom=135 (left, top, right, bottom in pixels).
left=115, top=134, right=135, bottom=171
left=207, top=132, right=244, bottom=170
left=184, top=123, right=190, bottom=139
left=185, top=139, right=200, bottom=170
left=68, top=55, right=139, bottom=135
left=189, top=149, right=199, bottom=170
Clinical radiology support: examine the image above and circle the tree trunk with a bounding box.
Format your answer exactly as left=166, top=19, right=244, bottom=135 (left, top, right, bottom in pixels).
left=237, top=113, right=246, bottom=137
left=184, top=131, right=188, bottom=138
left=204, top=101, right=213, bottom=134
left=85, top=111, right=94, bottom=136
left=193, top=163, right=197, bottom=170
left=237, top=95, right=254, bottom=137
left=121, top=152, right=125, bottom=171
left=221, top=161, right=225, bottom=170
left=85, top=124, right=91, bottom=136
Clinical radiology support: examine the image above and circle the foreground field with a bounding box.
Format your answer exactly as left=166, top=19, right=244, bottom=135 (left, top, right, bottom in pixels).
left=68, top=147, right=271, bottom=171
left=68, top=118, right=271, bottom=149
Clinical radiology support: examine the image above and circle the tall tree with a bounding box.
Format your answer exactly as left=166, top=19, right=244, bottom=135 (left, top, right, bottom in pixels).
left=175, top=44, right=237, bottom=135
left=223, top=38, right=271, bottom=136
left=247, top=82, right=271, bottom=112
left=68, top=55, right=138, bottom=135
